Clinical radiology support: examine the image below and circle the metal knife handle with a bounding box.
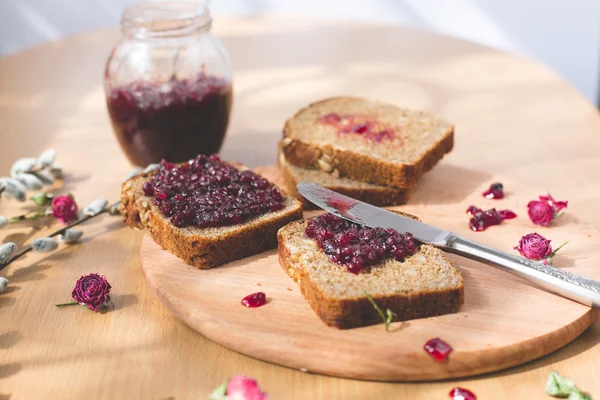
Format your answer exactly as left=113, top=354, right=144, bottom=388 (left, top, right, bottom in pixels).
left=442, top=234, right=600, bottom=308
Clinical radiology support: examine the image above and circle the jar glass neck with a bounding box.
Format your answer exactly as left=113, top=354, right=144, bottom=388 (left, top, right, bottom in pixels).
left=121, top=1, right=211, bottom=39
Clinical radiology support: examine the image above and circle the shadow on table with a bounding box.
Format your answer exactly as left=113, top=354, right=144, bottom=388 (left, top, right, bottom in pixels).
left=0, top=363, right=22, bottom=379
left=467, top=314, right=600, bottom=380
left=408, top=163, right=493, bottom=205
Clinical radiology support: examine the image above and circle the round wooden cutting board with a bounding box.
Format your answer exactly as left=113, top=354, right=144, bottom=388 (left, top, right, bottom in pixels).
left=140, top=165, right=599, bottom=381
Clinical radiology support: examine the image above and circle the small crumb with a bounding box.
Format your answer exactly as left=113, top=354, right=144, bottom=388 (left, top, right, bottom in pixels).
left=257, top=283, right=262, bottom=286
left=300, top=368, right=308, bottom=373
left=286, top=288, right=293, bottom=291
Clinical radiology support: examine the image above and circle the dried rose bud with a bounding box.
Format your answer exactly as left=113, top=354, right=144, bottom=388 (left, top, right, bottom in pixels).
left=527, top=200, right=554, bottom=226
left=72, top=273, right=112, bottom=312
left=226, top=376, right=268, bottom=400
left=52, top=195, right=78, bottom=224
left=514, top=233, right=552, bottom=260
left=527, top=194, right=568, bottom=226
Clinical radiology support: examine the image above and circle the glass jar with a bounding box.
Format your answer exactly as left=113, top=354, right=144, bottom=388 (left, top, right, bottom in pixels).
left=104, top=1, right=233, bottom=167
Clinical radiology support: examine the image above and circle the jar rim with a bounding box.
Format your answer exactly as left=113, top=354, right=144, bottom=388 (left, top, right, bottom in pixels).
left=122, top=1, right=211, bottom=38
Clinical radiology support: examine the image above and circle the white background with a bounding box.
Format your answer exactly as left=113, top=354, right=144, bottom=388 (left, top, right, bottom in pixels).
left=1, top=0, right=599, bottom=104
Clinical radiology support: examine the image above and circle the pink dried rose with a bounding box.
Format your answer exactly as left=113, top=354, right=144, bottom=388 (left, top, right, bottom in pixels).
left=72, top=273, right=112, bottom=311
left=514, top=233, right=568, bottom=265
left=52, top=194, right=78, bottom=224
left=209, top=376, right=268, bottom=400
left=527, top=194, right=568, bottom=226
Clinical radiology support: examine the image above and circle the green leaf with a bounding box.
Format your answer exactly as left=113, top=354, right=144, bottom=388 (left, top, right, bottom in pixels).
left=31, top=191, right=51, bottom=206
left=569, top=392, right=592, bottom=400
left=365, top=292, right=396, bottom=332
left=546, top=371, right=591, bottom=399
left=385, top=308, right=397, bottom=332
left=207, top=382, right=228, bottom=400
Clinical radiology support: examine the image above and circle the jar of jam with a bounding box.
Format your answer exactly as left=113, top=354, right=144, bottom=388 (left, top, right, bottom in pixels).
left=105, top=1, right=233, bottom=166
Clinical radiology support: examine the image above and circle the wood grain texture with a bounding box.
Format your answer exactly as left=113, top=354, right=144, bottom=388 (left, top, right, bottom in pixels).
left=140, top=166, right=599, bottom=381
left=2, top=15, right=600, bottom=399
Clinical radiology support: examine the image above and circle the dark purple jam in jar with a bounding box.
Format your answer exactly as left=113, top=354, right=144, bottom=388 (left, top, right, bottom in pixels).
left=305, top=213, right=416, bottom=274
left=106, top=73, right=232, bottom=166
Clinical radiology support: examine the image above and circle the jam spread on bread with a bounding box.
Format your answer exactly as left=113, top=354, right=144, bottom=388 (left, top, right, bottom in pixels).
left=305, top=213, right=416, bottom=274
left=143, top=154, right=285, bottom=228
left=466, top=206, right=516, bottom=231
left=106, top=73, right=232, bottom=166
left=319, top=113, right=394, bottom=142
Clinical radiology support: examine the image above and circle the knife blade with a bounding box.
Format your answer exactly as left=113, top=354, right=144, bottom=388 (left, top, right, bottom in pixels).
left=297, top=182, right=600, bottom=308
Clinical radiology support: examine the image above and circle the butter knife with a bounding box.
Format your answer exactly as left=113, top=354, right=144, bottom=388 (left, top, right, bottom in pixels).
left=297, top=182, right=600, bottom=308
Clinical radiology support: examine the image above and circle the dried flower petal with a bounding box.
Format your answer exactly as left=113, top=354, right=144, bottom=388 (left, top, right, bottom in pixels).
left=10, top=157, right=37, bottom=177
left=0, top=242, right=17, bottom=263
left=144, top=163, right=159, bottom=173
left=16, top=173, right=43, bottom=190
left=83, top=199, right=108, bottom=216
left=32, top=237, right=58, bottom=252
left=0, top=216, right=8, bottom=228
left=59, top=229, right=83, bottom=244
left=37, top=149, right=56, bottom=167
left=0, top=277, right=8, bottom=293
left=0, top=177, right=26, bottom=201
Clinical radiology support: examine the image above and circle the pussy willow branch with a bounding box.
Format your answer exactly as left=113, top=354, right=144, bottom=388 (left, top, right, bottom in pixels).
left=0, top=200, right=121, bottom=272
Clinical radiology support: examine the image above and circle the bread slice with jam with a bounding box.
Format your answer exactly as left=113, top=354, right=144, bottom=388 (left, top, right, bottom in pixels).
left=278, top=147, right=411, bottom=209
left=281, top=97, right=454, bottom=189
left=277, top=212, right=464, bottom=329
left=121, top=155, right=303, bottom=269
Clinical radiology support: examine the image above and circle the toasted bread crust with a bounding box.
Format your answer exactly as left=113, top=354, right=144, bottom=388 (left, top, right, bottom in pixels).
left=282, top=97, right=454, bottom=189
left=121, top=171, right=303, bottom=269
left=279, top=152, right=411, bottom=210
left=277, top=218, right=464, bottom=329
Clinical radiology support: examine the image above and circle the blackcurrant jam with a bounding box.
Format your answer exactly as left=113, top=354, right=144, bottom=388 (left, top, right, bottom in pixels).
left=107, top=73, right=232, bottom=166
left=305, top=213, right=416, bottom=274
left=145, top=154, right=285, bottom=228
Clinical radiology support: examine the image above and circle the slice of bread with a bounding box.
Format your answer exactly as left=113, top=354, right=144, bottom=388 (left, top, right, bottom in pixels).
left=282, top=97, right=454, bottom=189
left=278, top=148, right=411, bottom=209
left=121, top=165, right=303, bottom=269
left=277, top=213, right=464, bottom=329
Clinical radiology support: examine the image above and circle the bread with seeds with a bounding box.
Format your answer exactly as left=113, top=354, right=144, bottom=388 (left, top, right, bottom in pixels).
left=278, top=147, right=411, bottom=209
left=121, top=157, right=303, bottom=269
left=277, top=212, right=464, bottom=329
left=281, top=97, right=454, bottom=189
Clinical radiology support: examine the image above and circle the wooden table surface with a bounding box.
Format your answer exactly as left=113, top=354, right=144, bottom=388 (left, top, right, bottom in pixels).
left=1, top=15, right=599, bottom=400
